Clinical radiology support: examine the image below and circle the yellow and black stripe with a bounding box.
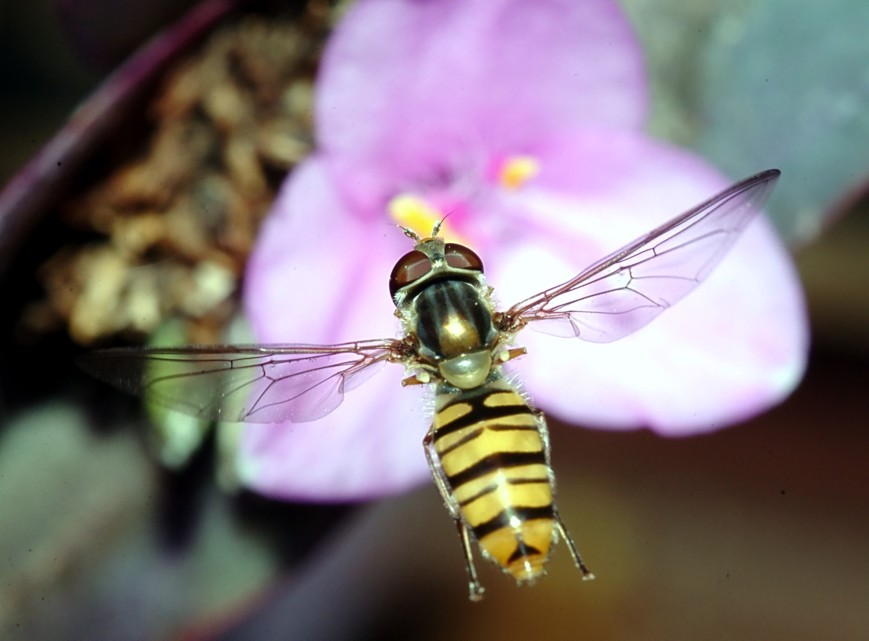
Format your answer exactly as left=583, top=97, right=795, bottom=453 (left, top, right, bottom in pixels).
left=430, top=378, right=557, bottom=582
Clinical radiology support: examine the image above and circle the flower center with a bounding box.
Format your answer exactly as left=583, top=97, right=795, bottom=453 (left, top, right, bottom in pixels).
left=387, top=154, right=540, bottom=241
left=497, top=155, right=540, bottom=190
left=387, top=193, right=445, bottom=238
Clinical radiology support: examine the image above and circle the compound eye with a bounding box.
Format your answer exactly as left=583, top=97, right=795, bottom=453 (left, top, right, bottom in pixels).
left=444, top=243, right=484, bottom=272
left=389, top=250, right=431, bottom=297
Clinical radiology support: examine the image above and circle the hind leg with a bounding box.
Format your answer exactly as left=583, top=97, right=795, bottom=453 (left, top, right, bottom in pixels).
left=424, top=430, right=486, bottom=601
left=553, top=510, right=595, bottom=580
left=531, top=408, right=595, bottom=581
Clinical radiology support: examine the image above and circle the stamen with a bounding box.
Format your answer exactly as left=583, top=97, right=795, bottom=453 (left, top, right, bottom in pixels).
left=388, top=194, right=444, bottom=238
left=499, top=155, right=540, bottom=190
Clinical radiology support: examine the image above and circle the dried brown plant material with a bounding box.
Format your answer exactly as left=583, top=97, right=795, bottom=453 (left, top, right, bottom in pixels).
left=25, top=3, right=333, bottom=345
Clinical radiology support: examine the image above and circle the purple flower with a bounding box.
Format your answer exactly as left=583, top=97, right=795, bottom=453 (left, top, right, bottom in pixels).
left=238, top=0, right=808, bottom=500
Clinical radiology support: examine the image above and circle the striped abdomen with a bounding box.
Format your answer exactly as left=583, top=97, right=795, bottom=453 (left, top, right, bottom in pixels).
left=430, top=378, right=556, bottom=582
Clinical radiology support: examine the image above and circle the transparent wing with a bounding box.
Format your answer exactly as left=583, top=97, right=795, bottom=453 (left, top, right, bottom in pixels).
left=505, top=169, right=781, bottom=342
left=79, top=339, right=404, bottom=423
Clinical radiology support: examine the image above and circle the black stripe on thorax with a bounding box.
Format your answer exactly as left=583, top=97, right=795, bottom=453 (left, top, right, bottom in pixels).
left=473, top=505, right=554, bottom=540
left=447, top=450, right=545, bottom=489
left=413, top=280, right=494, bottom=357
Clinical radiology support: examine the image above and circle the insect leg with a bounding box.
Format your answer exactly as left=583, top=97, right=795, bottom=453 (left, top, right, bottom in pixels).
left=456, top=519, right=485, bottom=601
left=423, top=430, right=486, bottom=601
left=554, top=512, right=595, bottom=580
left=533, top=407, right=595, bottom=581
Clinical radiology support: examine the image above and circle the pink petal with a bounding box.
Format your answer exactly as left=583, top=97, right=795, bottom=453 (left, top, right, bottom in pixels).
left=237, top=366, right=430, bottom=500
left=317, top=0, right=646, bottom=210
left=515, top=218, right=806, bottom=432
left=240, top=160, right=432, bottom=499
left=244, top=159, right=400, bottom=345
left=488, top=132, right=807, bottom=431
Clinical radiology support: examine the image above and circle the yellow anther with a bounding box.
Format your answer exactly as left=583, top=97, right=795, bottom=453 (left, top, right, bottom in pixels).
left=388, top=193, right=444, bottom=238
left=498, top=155, right=540, bottom=190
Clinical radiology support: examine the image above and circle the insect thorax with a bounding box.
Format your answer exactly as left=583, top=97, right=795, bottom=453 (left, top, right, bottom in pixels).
left=408, top=279, right=499, bottom=389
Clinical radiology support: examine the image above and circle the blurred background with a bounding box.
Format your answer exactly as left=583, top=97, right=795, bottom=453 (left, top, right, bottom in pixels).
left=1, top=1, right=867, bottom=640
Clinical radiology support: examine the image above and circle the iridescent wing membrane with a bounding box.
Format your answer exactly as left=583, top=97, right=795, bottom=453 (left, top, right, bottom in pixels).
left=81, top=170, right=779, bottom=423
left=505, top=169, right=780, bottom=341
left=80, top=340, right=399, bottom=423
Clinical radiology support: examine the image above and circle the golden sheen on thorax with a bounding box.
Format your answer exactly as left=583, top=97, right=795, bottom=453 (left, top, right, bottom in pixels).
left=442, top=314, right=477, bottom=352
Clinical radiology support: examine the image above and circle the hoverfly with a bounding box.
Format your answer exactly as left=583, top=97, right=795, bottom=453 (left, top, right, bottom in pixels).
left=82, top=169, right=780, bottom=600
